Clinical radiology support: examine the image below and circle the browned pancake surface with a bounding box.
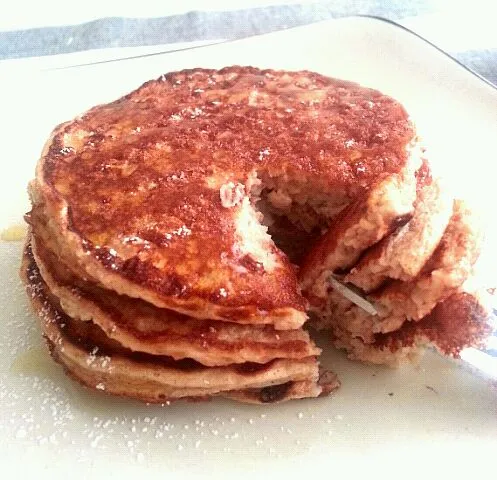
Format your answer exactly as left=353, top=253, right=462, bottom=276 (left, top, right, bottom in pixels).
left=374, top=290, right=492, bottom=357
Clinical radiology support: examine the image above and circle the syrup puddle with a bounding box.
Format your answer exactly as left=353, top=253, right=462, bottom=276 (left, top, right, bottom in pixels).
left=10, top=345, right=119, bottom=415
left=1, top=224, right=27, bottom=242
left=10, top=346, right=54, bottom=376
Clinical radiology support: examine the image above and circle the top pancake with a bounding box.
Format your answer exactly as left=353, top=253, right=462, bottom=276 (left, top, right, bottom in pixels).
left=31, top=66, right=416, bottom=328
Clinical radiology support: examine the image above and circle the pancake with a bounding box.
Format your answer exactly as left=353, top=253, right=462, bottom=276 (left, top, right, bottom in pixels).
left=370, top=199, right=483, bottom=333
left=334, top=288, right=493, bottom=366
left=30, top=66, right=418, bottom=329
left=31, top=234, right=320, bottom=366
left=345, top=171, right=453, bottom=292
left=309, top=199, right=486, bottom=361
left=298, top=148, right=420, bottom=294
left=22, top=241, right=338, bottom=403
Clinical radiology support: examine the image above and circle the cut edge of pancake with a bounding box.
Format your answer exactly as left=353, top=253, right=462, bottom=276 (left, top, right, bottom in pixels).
left=299, top=139, right=423, bottom=295
left=345, top=174, right=453, bottom=292
left=307, top=197, right=489, bottom=365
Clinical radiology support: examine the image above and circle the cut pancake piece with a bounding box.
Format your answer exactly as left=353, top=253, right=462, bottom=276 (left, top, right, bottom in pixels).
left=31, top=234, right=320, bottom=366
left=299, top=141, right=422, bottom=295
left=309, top=199, right=485, bottom=363
left=370, top=199, right=483, bottom=334
left=346, top=173, right=453, bottom=292
left=334, top=287, right=493, bottom=366
left=31, top=67, right=418, bottom=330
left=22, top=242, right=336, bottom=403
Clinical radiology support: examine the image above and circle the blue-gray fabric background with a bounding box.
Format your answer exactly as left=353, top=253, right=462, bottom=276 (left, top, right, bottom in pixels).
left=2, top=1, right=497, bottom=85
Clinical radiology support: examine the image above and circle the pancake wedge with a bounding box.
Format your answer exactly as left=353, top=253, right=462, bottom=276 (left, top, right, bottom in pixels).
left=345, top=172, right=453, bottom=292
left=299, top=145, right=421, bottom=295
left=333, top=287, right=493, bottom=366
left=309, top=199, right=487, bottom=362
left=370, top=199, right=483, bottom=333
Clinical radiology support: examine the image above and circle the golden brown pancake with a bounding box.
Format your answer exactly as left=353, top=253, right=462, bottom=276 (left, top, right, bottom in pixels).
left=30, top=66, right=418, bottom=329
left=309, top=199, right=487, bottom=363
left=298, top=152, right=420, bottom=294
left=345, top=172, right=453, bottom=292
left=22, top=241, right=338, bottom=403
left=370, top=199, right=483, bottom=332
left=31, top=234, right=320, bottom=366
left=334, top=288, right=493, bottom=366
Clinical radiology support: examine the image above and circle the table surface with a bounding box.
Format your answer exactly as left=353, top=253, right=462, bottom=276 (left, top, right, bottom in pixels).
left=2, top=1, right=497, bottom=85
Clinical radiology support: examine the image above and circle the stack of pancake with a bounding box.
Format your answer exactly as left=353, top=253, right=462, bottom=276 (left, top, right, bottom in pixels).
left=22, top=241, right=335, bottom=404
left=22, top=66, right=492, bottom=404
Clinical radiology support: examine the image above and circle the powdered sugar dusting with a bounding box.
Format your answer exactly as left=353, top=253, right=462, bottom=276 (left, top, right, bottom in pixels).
left=2, top=242, right=339, bottom=469
left=6, top=241, right=468, bottom=471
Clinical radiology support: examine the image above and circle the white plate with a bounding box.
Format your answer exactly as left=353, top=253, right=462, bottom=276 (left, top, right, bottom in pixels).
left=1, top=17, right=496, bottom=479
